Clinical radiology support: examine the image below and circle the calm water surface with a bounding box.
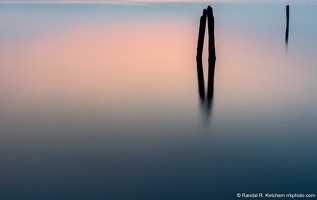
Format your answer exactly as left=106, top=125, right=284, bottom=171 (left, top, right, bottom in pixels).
left=1, top=2, right=317, bottom=200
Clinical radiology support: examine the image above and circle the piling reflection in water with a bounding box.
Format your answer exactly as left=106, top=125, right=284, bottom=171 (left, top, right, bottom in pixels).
left=285, top=5, right=289, bottom=49
left=196, top=58, right=205, bottom=102
left=196, top=58, right=215, bottom=122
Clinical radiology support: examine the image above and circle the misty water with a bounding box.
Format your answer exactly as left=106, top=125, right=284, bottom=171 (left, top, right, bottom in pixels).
left=1, top=2, right=317, bottom=200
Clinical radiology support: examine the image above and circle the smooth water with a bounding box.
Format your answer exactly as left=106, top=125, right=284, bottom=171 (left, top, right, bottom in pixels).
left=1, top=2, right=317, bottom=200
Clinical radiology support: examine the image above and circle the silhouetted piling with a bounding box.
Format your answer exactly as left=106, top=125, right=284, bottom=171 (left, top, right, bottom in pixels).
left=207, top=6, right=216, bottom=61
left=285, top=5, right=289, bottom=45
left=207, top=6, right=216, bottom=100
left=286, top=5, right=289, bottom=23
left=196, top=9, right=207, bottom=60
left=196, top=59, right=205, bottom=101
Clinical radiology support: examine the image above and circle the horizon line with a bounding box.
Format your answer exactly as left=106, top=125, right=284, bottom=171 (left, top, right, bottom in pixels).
left=0, top=0, right=316, bottom=4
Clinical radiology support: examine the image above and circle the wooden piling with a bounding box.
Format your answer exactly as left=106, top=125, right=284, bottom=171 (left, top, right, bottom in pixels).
left=207, top=6, right=216, bottom=61
left=286, top=5, right=289, bottom=22
left=196, top=9, right=207, bottom=60
left=207, top=6, right=216, bottom=100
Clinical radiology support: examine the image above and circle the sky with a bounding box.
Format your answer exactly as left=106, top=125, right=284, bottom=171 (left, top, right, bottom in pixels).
left=0, top=0, right=307, bottom=3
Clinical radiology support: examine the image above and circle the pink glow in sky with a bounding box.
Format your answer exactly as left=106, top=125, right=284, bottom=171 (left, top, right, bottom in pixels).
left=0, top=19, right=197, bottom=110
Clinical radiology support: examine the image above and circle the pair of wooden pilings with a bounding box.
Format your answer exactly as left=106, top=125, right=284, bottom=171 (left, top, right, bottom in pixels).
left=198, top=5, right=289, bottom=59
left=196, top=6, right=216, bottom=102
left=196, top=6, right=216, bottom=61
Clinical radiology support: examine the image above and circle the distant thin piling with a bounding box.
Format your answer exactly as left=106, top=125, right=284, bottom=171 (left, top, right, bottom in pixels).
left=207, top=6, right=216, bottom=61
left=286, top=5, right=289, bottom=23
left=196, top=9, right=207, bottom=60
left=285, top=5, right=289, bottom=45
